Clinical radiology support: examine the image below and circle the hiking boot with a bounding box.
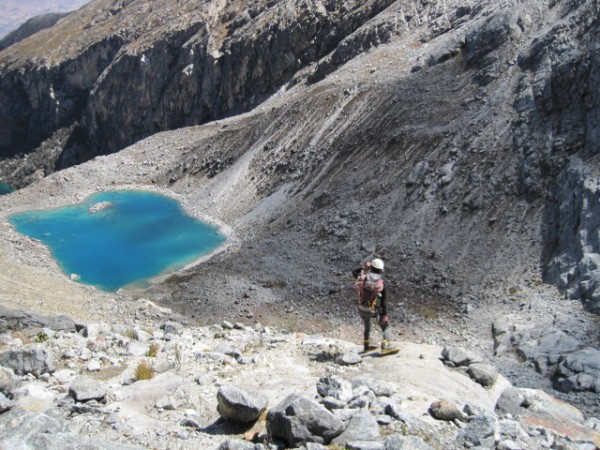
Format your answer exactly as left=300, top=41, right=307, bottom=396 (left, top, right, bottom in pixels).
left=363, top=341, right=378, bottom=352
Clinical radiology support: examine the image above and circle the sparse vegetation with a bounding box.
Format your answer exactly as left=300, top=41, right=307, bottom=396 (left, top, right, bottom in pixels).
left=133, top=360, right=154, bottom=381
left=125, top=329, right=137, bottom=340
left=33, top=332, right=48, bottom=343
left=146, top=343, right=160, bottom=357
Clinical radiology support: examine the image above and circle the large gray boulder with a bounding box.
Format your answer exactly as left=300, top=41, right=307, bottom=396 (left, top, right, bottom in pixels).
left=216, top=385, right=267, bottom=423
left=267, top=394, right=345, bottom=446
left=0, top=346, right=55, bottom=376
left=332, top=408, right=380, bottom=446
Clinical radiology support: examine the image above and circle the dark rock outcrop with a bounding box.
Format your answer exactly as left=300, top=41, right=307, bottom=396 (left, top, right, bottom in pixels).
left=0, top=0, right=398, bottom=169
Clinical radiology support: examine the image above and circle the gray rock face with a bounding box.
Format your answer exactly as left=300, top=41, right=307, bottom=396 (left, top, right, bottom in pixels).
left=554, top=348, right=600, bottom=393
left=543, top=144, right=600, bottom=315
left=0, top=346, right=55, bottom=376
left=69, top=375, right=107, bottom=402
left=267, top=393, right=345, bottom=446
left=514, top=328, right=582, bottom=374
left=216, top=385, right=267, bottom=423
left=0, top=0, right=396, bottom=167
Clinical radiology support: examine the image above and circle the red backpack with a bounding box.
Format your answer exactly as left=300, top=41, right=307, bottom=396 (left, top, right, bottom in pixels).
left=355, top=272, right=384, bottom=312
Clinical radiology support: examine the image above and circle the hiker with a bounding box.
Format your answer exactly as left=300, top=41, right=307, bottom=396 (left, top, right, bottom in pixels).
left=353, top=258, right=394, bottom=353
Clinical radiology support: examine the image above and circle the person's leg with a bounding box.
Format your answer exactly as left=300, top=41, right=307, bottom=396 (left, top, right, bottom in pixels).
left=360, top=311, right=372, bottom=351
left=379, top=315, right=393, bottom=350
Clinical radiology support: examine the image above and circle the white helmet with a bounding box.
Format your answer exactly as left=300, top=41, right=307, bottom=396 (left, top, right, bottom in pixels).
left=371, top=258, right=384, bottom=271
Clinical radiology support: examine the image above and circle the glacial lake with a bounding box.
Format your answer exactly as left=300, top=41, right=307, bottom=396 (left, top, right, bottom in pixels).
left=0, top=181, right=13, bottom=195
left=9, top=190, right=225, bottom=291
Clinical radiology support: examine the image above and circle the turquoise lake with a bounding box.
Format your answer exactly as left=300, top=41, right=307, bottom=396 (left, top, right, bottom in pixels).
left=0, top=181, right=13, bottom=195
left=9, top=190, right=225, bottom=291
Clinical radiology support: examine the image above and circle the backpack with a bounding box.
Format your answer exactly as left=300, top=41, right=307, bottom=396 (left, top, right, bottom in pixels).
left=355, top=272, right=384, bottom=313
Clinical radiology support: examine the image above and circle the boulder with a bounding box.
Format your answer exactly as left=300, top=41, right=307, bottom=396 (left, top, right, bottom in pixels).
left=429, top=400, right=466, bottom=421
left=69, top=376, right=107, bottom=402
left=217, top=386, right=267, bottom=423
left=316, top=376, right=354, bottom=403
left=441, top=347, right=480, bottom=367
left=332, top=408, right=379, bottom=446
left=0, top=346, right=55, bottom=376
left=455, top=413, right=499, bottom=448
left=467, top=363, right=499, bottom=387
left=267, top=394, right=344, bottom=446
left=495, top=387, right=526, bottom=416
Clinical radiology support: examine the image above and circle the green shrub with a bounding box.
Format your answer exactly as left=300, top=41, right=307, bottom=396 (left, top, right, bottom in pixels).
left=33, top=332, right=49, bottom=343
